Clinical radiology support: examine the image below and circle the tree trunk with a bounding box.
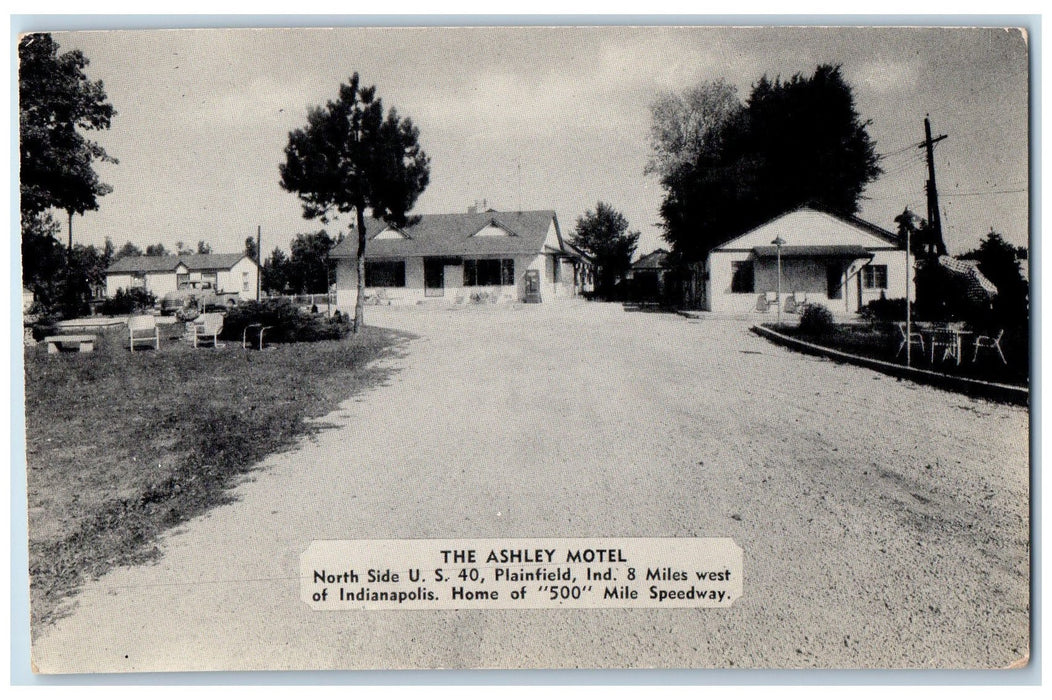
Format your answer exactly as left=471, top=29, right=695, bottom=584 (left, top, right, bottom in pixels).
left=353, top=207, right=367, bottom=333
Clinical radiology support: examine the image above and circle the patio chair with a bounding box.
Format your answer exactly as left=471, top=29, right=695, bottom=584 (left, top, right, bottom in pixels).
left=191, top=312, right=224, bottom=348
left=784, top=292, right=806, bottom=314
left=930, top=328, right=958, bottom=363
left=972, top=329, right=1007, bottom=365
left=242, top=322, right=273, bottom=350
left=128, top=315, right=160, bottom=352
left=755, top=293, right=770, bottom=312
left=895, top=322, right=924, bottom=358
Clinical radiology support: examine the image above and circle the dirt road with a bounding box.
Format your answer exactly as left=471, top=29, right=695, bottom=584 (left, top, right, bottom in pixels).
left=31, top=302, right=1030, bottom=671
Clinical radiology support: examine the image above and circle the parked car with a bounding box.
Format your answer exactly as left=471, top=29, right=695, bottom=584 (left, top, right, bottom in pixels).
left=159, top=280, right=240, bottom=318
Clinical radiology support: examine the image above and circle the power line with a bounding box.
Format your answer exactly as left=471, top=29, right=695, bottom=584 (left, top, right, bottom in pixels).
left=877, top=140, right=923, bottom=160
left=942, top=187, right=1028, bottom=198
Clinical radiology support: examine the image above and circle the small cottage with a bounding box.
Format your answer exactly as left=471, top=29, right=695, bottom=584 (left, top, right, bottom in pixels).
left=625, top=248, right=671, bottom=302
left=329, top=209, right=594, bottom=307
left=704, top=208, right=908, bottom=315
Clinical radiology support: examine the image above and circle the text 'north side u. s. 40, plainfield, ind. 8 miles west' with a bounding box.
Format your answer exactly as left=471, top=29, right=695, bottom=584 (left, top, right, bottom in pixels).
left=300, top=538, right=743, bottom=610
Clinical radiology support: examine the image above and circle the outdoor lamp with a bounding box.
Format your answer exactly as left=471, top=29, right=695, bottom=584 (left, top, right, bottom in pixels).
left=772, top=236, right=785, bottom=325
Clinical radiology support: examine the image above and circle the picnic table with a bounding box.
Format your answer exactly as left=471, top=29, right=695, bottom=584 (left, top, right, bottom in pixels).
left=43, top=334, right=96, bottom=354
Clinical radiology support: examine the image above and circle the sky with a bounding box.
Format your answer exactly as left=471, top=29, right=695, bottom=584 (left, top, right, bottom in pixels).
left=36, top=25, right=1030, bottom=260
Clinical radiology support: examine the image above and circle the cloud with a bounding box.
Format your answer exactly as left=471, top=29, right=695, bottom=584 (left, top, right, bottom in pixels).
left=852, top=59, right=920, bottom=95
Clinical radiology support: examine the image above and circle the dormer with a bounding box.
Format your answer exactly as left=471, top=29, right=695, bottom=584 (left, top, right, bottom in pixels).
left=471, top=218, right=517, bottom=237
left=373, top=225, right=410, bottom=241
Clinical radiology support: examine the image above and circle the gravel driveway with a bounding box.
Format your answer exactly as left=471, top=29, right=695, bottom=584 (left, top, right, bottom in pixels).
left=31, top=301, right=1030, bottom=672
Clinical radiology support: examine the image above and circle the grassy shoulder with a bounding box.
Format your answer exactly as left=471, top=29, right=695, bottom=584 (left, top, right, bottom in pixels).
left=24, top=323, right=407, bottom=632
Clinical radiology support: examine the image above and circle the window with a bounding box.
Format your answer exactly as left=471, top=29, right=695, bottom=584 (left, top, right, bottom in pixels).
left=731, top=261, right=754, bottom=293
left=364, top=260, right=406, bottom=287
left=131, top=273, right=146, bottom=289
left=242, top=271, right=251, bottom=292
left=176, top=273, right=190, bottom=289
left=862, top=264, right=888, bottom=290
left=464, top=258, right=514, bottom=286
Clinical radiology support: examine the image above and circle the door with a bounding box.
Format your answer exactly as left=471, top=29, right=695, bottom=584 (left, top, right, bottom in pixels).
left=826, top=263, right=843, bottom=300
left=424, top=259, right=444, bottom=297
left=524, top=269, right=541, bottom=303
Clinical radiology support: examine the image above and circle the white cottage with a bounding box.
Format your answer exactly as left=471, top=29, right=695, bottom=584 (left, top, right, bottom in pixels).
left=329, top=209, right=593, bottom=307
left=105, top=253, right=259, bottom=300
left=704, top=208, right=907, bottom=316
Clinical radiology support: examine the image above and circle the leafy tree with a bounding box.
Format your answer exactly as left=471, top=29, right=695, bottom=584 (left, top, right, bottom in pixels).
left=958, top=229, right=1029, bottom=330
left=650, top=64, right=880, bottom=262
left=19, top=33, right=116, bottom=247
left=287, top=230, right=336, bottom=294
left=261, top=247, right=291, bottom=295
left=244, top=236, right=259, bottom=262
left=571, top=202, right=640, bottom=298
left=21, top=213, right=66, bottom=303
left=145, top=243, right=168, bottom=256
left=280, top=72, right=430, bottom=331
left=70, top=241, right=112, bottom=295
left=114, top=241, right=143, bottom=259
left=196, top=240, right=212, bottom=254
left=645, top=80, right=742, bottom=181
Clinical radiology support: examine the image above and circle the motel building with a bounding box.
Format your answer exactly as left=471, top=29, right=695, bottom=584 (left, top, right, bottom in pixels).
left=329, top=208, right=594, bottom=308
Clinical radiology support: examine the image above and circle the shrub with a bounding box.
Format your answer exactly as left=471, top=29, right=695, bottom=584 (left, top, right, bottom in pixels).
left=860, top=296, right=912, bottom=323
left=220, top=299, right=349, bottom=344
left=30, top=316, right=60, bottom=341
left=100, top=288, right=157, bottom=316
left=798, top=303, right=834, bottom=335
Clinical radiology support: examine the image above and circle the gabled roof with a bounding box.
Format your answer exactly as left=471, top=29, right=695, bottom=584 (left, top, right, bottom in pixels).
left=561, top=239, right=593, bottom=264
left=632, top=248, right=670, bottom=270
left=714, top=207, right=900, bottom=252
left=107, top=253, right=249, bottom=274
left=330, top=210, right=567, bottom=259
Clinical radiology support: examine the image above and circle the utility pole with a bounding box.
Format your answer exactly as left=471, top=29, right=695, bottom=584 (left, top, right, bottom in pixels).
left=918, top=115, right=948, bottom=257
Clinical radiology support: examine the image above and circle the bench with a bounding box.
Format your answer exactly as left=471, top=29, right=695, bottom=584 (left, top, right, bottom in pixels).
left=44, top=335, right=96, bottom=354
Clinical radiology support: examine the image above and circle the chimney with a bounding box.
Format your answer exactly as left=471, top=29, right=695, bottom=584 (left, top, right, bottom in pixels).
left=468, top=204, right=477, bottom=214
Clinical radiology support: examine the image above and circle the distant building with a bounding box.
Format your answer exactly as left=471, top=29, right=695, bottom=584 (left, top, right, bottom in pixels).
left=105, top=253, right=259, bottom=300
left=329, top=209, right=594, bottom=307
left=703, top=207, right=908, bottom=315
left=625, top=248, right=671, bottom=302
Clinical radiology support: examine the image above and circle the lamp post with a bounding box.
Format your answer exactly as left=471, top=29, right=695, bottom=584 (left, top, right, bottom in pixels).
left=905, top=225, right=912, bottom=367
left=772, top=236, right=785, bottom=326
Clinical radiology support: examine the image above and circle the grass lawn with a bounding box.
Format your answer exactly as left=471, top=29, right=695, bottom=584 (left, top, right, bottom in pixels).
left=770, top=322, right=1028, bottom=387
left=23, top=323, right=407, bottom=632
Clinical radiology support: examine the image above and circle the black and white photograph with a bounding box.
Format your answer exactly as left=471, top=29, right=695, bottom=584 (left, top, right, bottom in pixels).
left=15, top=24, right=1030, bottom=673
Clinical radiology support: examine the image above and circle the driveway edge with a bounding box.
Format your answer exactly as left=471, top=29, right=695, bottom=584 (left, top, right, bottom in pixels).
left=751, top=324, right=1028, bottom=406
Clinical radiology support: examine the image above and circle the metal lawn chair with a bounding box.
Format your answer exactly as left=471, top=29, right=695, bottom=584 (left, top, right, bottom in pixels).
left=784, top=292, right=806, bottom=314
left=895, top=322, right=924, bottom=358
left=973, top=329, right=1007, bottom=364
left=128, top=315, right=160, bottom=351
left=191, top=312, right=224, bottom=348
left=929, top=327, right=958, bottom=363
